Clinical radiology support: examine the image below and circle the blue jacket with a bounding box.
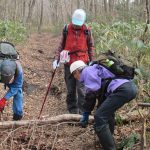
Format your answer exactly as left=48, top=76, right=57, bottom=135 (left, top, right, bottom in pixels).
left=4, top=61, right=23, bottom=100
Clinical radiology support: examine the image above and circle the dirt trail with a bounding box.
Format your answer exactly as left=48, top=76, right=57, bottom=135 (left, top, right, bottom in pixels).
left=17, top=33, right=66, bottom=120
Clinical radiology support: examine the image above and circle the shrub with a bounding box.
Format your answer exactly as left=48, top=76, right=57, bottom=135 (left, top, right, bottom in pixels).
left=0, top=20, right=27, bottom=44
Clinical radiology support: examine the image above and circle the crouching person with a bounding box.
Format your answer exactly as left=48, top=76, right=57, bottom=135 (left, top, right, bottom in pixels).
left=70, top=60, right=137, bottom=150
left=0, top=59, right=23, bottom=121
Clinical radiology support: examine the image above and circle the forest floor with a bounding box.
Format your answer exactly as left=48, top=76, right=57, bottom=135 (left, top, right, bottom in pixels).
left=0, top=33, right=149, bottom=150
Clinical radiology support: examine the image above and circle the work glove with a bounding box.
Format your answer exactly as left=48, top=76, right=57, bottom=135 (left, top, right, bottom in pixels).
left=60, top=50, right=70, bottom=63
left=52, top=60, right=60, bottom=69
left=0, top=98, right=7, bottom=111
left=79, top=112, right=90, bottom=128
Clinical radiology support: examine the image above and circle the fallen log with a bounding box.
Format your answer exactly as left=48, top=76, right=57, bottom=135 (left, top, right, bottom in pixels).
left=0, top=114, right=94, bottom=129
left=0, top=113, right=148, bottom=129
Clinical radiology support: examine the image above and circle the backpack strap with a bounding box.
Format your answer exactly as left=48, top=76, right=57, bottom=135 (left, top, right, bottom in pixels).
left=84, top=24, right=91, bottom=36
left=14, top=61, right=19, bottom=77
left=62, top=24, right=68, bottom=49
left=97, top=78, right=112, bottom=107
left=4, top=84, right=7, bottom=89
left=84, top=24, right=91, bottom=44
left=63, top=24, right=68, bottom=37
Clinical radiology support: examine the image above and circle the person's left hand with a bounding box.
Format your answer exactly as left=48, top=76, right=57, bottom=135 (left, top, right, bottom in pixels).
left=0, top=98, right=7, bottom=111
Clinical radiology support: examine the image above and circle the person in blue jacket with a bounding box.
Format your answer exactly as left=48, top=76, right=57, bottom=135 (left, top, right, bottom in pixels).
left=0, top=59, right=23, bottom=121
left=70, top=60, right=137, bottom=150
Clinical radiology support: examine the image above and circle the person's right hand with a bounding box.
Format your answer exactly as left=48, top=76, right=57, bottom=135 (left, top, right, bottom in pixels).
left=52, top=60, right=60, bottom=69
left=79, top=112, right=90, bottom=128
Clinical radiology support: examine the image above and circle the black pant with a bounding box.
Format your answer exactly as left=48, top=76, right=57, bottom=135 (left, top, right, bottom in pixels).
left=94, top=81, right=137, bottom=131
left=64, top=64, right=86, bottom=113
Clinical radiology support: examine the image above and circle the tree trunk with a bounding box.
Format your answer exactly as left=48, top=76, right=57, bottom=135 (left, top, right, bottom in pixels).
left=77, top=0, right=80, bottom=8
left=108, top=0, right=114, bottom=13
left=94, top=0, right=98, bottom=17
left=89, top=0, right=94, bottom=13
left=38, top=0, right=43, bottom=33
left=26, top=0, right=36, bottom=23
left=22, top=0, right=26, bottom=24
left=126, top=0, right=130, bottom=11
left=104, top=0, right=107, bottom=13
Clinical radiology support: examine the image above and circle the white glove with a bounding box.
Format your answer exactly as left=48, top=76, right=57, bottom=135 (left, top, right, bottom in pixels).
left=52, top=60, right=60, bottom=69
left=60, top=50, right=70, bottom=63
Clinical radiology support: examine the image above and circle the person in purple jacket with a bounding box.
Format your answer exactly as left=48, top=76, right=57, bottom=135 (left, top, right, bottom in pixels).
left=0, top=59, right=23, bottom=121
left=70, top=60, right=137, bottom=150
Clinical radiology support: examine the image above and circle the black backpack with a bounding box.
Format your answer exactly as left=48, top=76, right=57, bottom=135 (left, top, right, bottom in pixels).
left=0, top=42, right=19, bottom=84
left=91, top=50, right=135, bottom=105
left=91, top=50, right=135, bottom=80
left=0, top=42, right=19, bottom=60
left=62, top=24, right=91, bottom=49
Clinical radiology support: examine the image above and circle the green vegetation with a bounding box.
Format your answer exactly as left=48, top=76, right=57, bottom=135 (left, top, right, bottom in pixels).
left=88, top=21, right=150, bottom=55
left=0, top=20, right=27, bottom=44
left=118, top=132, right=140, bottom=150
left=115, top=114, right=124, bottom=126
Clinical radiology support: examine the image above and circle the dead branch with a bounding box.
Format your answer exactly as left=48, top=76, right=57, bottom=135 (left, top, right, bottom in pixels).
left=0, top=113, right=148, bottom=129
left=137, top=101, right=150, bottom=149
left=0, top=114, right=94, bottom=129
left=143, top=90, right=150, bottom=97
left=141, top=118, right=147, bottom=149
left=138, top=103, right=150, bottom=107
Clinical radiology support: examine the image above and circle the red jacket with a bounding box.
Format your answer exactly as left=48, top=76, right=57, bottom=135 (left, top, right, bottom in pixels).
left=55, top=23, right=94, bottom=65
left=64, top=23, right=89, bottom=64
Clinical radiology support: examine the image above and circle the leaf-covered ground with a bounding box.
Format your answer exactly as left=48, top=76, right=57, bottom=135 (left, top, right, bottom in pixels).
left=0, top=33, right=149, bottom=150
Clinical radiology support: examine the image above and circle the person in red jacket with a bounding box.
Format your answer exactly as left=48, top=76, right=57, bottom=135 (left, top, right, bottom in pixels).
left=52, top=9, right=95, bottom=114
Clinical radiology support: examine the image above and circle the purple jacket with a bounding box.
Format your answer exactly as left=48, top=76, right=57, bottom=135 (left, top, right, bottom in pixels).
left=80, top=64, right=129, bottom=94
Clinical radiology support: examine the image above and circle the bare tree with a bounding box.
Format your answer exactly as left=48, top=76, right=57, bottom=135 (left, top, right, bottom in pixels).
left=77, top=0, right=80, bottom=8
left=104, top=0, right=108, bottom=13
left=26, top=0, right=36, bottom=23
left=22, top=0, right=26, bottom=24
left=108, top=0, right=115, bottom=12
left=38, top=0, right=43, bottom=33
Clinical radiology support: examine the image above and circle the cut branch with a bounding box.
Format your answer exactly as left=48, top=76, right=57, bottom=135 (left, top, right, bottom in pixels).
left=0, top=114, right=94, bottom=129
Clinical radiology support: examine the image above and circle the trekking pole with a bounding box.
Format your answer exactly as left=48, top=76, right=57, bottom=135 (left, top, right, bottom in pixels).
left=38, top=63, right=58, bottom=119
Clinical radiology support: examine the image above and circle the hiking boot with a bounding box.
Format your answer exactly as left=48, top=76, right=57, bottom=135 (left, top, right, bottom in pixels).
left=13, top=114, right=23, bottom=121
left=95, top=125, right=116, bottom=150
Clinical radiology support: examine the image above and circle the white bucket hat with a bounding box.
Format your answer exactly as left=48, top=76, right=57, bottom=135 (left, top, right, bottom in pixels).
left=70, top=60, right=87, bottom=74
